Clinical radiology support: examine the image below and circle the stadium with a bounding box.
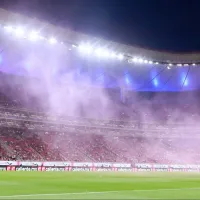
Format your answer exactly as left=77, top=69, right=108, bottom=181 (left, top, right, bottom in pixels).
left=0, top=8, right=200, bottom=199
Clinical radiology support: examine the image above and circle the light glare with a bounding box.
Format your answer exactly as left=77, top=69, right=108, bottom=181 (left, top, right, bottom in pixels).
left=15, top=27, right=25, bottom=37
left=3, top=26, right=180, bottom=65
left=4, top=26, right=13, bottom=33
left=133, top=57, right=138, bottom=62
left=79, top=44, right=93, bottom=54
left=102, top=50, right=110, bottom=57
left=148, top=61, right=153, bottom=64
left=138, top=58, right=143, bottom=63
left=111, top=52, right=117, bottom=58
left=95, top=48, right=104, bottom=57
left=29, top=31, right=39, bottom=41
left=118, top=54, right=124, bottom=60
left=49, top=37, right=57, bottom=44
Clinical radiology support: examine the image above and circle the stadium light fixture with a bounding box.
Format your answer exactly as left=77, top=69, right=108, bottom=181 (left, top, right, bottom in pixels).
left=138, top=58, right=144, bottom=63
left=98, top=48, right=111, bottom=58
left=78, top=44, right=93, bottom=54
left=148, top=61, right=153, bottom=64
left=15, top=27, right=25, bottom=38
left=133, top=57, right=138, bottom=62
left=4, top=25, right=13, bottom=33
left=49, top=37, right=57, bottom=44
left=95, top=48, right=104, bottom=57
left=95, top=48, right=110, bottom=58
left=102, top=50, right=111, bottom=57
left=3, top=25, right=192, bottom=66
left=28, top=31, right=40, bottom=41
left=84, top=44, right=93, bottom=53
left=118, top=54, right=124, bottom=60
left=39, top=36, right=45, bottom=40
left=111, top=52, right=117, bottom=58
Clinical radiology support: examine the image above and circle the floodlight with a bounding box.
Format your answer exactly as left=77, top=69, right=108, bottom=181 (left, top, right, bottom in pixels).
left=79, top=44, right=93, bottom=54
left=84, top=45, right=93, bottom=53
left=148, top=61, right=153, bottom=64
left=28, top=31, right=39, bottom=41
left=155, top=62, right=159, bottom=65
left=144, top=60, right=148, bottom=64
left=138, top=58, right=144, bottom=63
left=102, top=50, right=110, bottom=57
left=118, top=54, right=124, bottom=60
left=39, top=36, right=45, bottom=40
left=111, top=52, right=117, bottom=58
left=49, top=37, right=57, bottom=44
left=78, top=44, right=84, bottom=51
left=95, top=48, right=104, bottom=57
left=94, top=48, right=111, bottom=58
left=192, top=63, right=196, bottom=66
left=133, top=57, right=138, bottom=62
left=15, top=27, right=25, bottom=38
left=4, top=26, right=13, bottom=33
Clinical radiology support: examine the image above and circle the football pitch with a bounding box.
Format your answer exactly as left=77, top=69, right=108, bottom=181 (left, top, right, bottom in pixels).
left=0, top=172, right=200, bottom=199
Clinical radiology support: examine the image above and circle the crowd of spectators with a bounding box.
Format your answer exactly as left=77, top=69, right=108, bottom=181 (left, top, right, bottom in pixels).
left=0, top=127, right=200, bottom=164
left=0, top=72, right=199, bottom=164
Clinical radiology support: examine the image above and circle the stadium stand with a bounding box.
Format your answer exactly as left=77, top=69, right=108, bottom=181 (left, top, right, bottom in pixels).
left=0, top=9, right=200, bottom=166
left=0, top=72, right=199, bottom=164
left=0, top=71, right=200, bottom=163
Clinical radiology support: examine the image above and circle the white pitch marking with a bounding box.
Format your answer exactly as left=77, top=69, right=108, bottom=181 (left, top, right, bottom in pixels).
left=0, top=187, right=200, bottom=198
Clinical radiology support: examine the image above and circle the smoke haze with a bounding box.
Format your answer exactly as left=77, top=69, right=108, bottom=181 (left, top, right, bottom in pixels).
left=0, top=36, right=199, bottom=164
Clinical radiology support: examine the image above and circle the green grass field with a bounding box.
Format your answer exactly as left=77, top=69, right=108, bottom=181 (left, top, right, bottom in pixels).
left=0, top=172, right=200, bottom=199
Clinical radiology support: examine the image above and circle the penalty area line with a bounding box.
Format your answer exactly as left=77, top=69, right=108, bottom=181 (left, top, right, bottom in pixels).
left=0, top=187, right=200, bottom=198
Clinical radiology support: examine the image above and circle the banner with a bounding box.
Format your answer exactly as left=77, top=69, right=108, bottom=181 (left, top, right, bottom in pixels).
left=0, top=161, right=200, bottom=173
left=44, top=167, right=65, bottom=172
left=135, top=163, right=152, bottom=171
left=113, top=163, right=131, bottom=168
left=16, top=167, right=38, bottom=171
left=0, top=166, right=6, bottom=171
left=0, top=160, right=131, bottom=168
left=71, top=167, right=91, bottom=172
left=117, top=168, right=132, bottom=172
left=0, top=161, right=18, bottom=166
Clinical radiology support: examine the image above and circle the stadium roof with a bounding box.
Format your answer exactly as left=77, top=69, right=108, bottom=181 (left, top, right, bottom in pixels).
left=0, top=8, right=200, bottom=65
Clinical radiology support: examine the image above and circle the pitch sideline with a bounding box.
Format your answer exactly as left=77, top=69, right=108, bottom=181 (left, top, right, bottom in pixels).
left=0, top=187, right=200, bottom=198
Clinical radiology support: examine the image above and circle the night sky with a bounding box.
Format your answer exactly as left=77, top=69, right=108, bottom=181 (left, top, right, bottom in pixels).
left=0, top=0, right=199, bottom=52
